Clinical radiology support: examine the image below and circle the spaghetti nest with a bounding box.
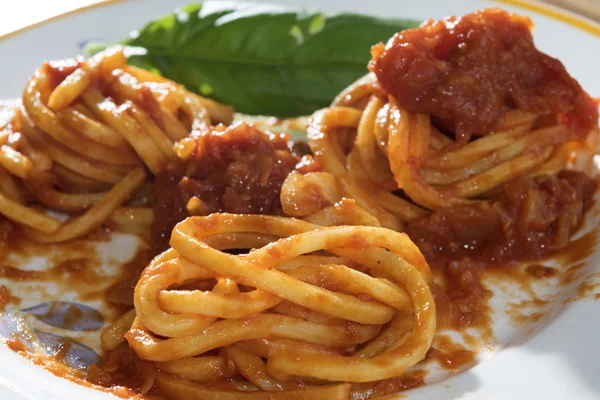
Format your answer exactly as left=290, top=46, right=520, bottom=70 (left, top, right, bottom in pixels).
left=308, top=73, right=592, bottom=230
left=123, top=213, right=435, bottom=399
left=0, top=47, right=232, bottom=242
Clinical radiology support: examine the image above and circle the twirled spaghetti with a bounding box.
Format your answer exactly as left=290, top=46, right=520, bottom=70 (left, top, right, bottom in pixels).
left=307, top=9, right=598, bottom=230
left=308, top=74, right=593, bottom=230
left=125, top=213, right=434, bottom=399
left=0, top=46, right=232, bottom=242
left=0, top=7, right=599, bottom=400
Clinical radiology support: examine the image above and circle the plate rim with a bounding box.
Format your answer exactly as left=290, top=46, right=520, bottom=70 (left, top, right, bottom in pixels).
left=1, top=0, right=600, bottom=43
left=0, top=1, right=599, bottom=400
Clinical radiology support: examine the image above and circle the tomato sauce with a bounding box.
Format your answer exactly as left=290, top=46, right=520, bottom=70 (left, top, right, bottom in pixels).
left=0, top=285, right=12, bottom=308
left=5, top=8, right=600, bottom=400
left=406, top=170, right=596, bottom=328
left=151, top=122, right=299, bottom=253
left=407, top=171, right=596, bottom=265
left=370, top=9, right=598, bottom=141
left=426, top=334, right=476, bottom=372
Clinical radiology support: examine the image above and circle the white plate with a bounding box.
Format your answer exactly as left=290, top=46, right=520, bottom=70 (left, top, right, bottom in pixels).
left=0, top=1, right=599, bottom=399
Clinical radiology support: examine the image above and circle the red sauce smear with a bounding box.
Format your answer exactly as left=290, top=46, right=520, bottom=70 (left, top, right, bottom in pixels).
left=5, top=338, right=143, bottom=400
left=369, top=8, right=598, bottom=141
left=407, top=171, right=596, bottom=264
left=426, top=335, right=476, bottom=372
left=406, top=170, right=596, bottom=328
left=151, top=122, right=299, bottom=253
left=525, top=264, right=557, bottom=278
left=6, top=10, right=600, bottom=399
left=0, top=285, right=12, bottom=308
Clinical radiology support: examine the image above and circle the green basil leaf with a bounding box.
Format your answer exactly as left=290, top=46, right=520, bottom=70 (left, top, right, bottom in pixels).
left=85, top=2, right=420, bottom=117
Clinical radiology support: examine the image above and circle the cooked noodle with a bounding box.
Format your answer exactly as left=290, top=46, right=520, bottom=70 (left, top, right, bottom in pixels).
left=306, top=73, right=590, bottom=230
left=1, top=8, right=598, bottom=400
left=123, top=213, right=435, bottom=399
left=0, top=47, right=232, bottom=241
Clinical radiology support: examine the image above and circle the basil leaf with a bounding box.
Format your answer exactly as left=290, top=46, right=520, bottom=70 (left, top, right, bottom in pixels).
left=86, top=2, right=419, bottom=117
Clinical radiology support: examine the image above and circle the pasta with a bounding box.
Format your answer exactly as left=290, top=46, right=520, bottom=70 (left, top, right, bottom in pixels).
left=0, top=47, right=232, bottom=241
left=307, top=73, right=591, bottom=230
left=0, top=7, right=598, bottom=400
left=83, top=9, right=598, bottom=400
left=125, top=213, right=435, bottom=399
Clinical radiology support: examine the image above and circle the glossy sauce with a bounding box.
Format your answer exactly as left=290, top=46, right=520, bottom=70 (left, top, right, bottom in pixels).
left=0, top=231, right=107, bottom=300
left=525, top=264, right=557, bottom=278
left=556, top=229, right=599, bottom=288
left=152, top=122, right=299, bottom=253
left=576, top=273, right=600, bottom=300
left=427, top=335, right=476, bottom=372
left=506, top=298, right=548, bottom=326
left=105, top=250, right=153, bottom=309
left=406, top=171, right=597, bottom=329
left=5, top=337, right=28, bottom=352
left=352, top=371, right=427, bottom=399
left=0, top=285, right=12, bottom=308
left=5, top=338, right=144, bottom=400
left=4, top=8, right=600, bottom=399
left=0, top=235, right=154, bottom=398
left=370, top=8, right=598, bottom=141
left=0, top=245, right=104, bottom=303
